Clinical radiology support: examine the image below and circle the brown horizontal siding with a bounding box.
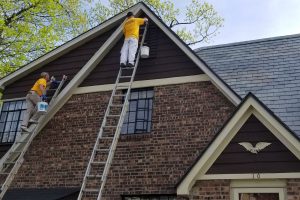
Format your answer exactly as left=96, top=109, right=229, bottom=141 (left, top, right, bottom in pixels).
left=207, top=115, right=300, bottom=174
left=80, top=19, right=203, bottom=87
left=2, top=27, right=117, bottom=99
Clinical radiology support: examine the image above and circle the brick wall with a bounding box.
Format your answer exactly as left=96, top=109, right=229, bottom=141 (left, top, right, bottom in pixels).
left=287, top=179, right=300, bottom=200
left=12, top=81, right=235, bottom=199
left=189, top=180, right=230, bottom=200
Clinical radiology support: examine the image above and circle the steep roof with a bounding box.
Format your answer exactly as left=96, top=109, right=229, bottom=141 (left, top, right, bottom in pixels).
left=196, top=34, right=300, bottom=136
left=177, top=93, right=300, bottom=195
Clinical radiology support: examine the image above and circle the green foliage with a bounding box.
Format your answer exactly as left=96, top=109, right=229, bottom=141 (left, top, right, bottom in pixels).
left=0, top=0, right=223, bottom=78
left=0, top=0, right=89, bottom=77
left=89, top=0, right=223, bottom=45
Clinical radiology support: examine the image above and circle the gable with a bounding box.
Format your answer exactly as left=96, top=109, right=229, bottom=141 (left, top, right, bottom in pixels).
left=80, top=14, right=203, bottom=87
left=177, top=93, right=300, bottom=195
left=2, top=27, right=117, bottom=99
left=207, top=115, right=300, bottom=174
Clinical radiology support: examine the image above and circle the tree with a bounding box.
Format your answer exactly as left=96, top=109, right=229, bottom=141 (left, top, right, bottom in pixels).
left=88, top=0, right=223, bottom=46
left=0, top=0, right=89, bottom=77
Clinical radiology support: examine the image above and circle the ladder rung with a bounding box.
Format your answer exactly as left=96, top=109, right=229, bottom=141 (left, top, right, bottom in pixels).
left=107, top=115, right=120, bottom=117
left=116, top=86, right=129, bottom=89
left=9, top=151, right=22, bottom=154
left=91, top=161, right=106, bottom=165
left=0, top=172, right=9, bottom=175
left=15, top=140, right=29, bottom=144
left=121, top=67, right=134, bottom=70
left=87, top=174, right=102, bottom=178
left=101, top=137, right=113, bottom=140
left=83, top=188, right=99, bottom=193
left=113, top=94, right=126, bottom=97
left=117, top=83, right=130, bottom=86
left=119, top=76, right=132, bottom=78
left=4, top=161, right=16, bottom=165
left=95, top=149, right=110, bottom=152
left=103, top=126, right=118, bottom=128
left=110, top=104, right=123, bottom=107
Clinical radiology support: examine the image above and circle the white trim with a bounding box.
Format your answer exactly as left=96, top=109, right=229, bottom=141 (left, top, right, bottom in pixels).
left=202, top=173, right=300, bottom=180
left=232, top=188, right=285, bottom=200
left=139, top=6, right=240, bottom=105
left=74, top=74, right=209, bottom=94
left=0, top=5, right=140, bottom=87
left=251, top=109, right=300, bottom=159
left=177, top=95, right=300, bottom=195
left=230, top=179, right=286, bottom=188
left=231, top=179, right=286, bottom=200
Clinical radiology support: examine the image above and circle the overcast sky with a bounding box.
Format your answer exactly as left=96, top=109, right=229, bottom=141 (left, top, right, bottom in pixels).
left=173, top=0, right=300, bottom=47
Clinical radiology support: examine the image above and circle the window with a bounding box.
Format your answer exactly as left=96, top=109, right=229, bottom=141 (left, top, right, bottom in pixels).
left=0, top=99, right=26, bottom=143
left=123, top=195, right=176, bottom=200
left=121, top=88, right=154, bottom=134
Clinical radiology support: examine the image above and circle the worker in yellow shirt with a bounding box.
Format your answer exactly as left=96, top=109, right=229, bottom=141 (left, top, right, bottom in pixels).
left=21, top=72, right=50, bottom=132
left=120, top=12, right=148, bottom=68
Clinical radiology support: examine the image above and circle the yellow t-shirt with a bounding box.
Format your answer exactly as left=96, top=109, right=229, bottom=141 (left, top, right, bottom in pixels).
left=123, top=17, right=145, bottom=39
left=31, top=78, right=47, bottom=96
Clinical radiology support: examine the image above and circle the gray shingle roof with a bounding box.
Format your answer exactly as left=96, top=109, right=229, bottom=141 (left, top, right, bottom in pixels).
left=195, top=34, right=300, bottom=137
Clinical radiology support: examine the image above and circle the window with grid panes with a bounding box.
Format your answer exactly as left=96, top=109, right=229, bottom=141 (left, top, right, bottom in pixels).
left=0, top=100, right=26, bottom=143
left=123, top=196, right=176, bottom=200
left=121, top=88, right=153, bottom=134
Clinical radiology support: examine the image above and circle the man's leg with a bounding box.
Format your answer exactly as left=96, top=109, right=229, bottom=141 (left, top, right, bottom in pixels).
left=21, top=93, right=35, bottom=128
left=128, top=38, right=138, bottom=66
left=30, top=93, right=42, bottom=122
left=120, top=39, right=129, bottom=66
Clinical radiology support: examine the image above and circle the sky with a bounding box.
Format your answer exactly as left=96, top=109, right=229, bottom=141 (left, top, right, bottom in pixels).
left=98, top=0, right=300, bottom=48
left=174, top=0, right=300, bottom=47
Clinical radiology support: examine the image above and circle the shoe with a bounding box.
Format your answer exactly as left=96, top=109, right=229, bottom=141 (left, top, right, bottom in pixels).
left=20, top=125, right=30, bottom=132
left=120, top=63, right=126, bottom=68
left=29, top=119, right=38, bottom=124
left=127, top=63, right=134, bottom=68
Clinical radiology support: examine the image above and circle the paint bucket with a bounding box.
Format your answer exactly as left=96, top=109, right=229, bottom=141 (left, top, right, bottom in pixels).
left=140, top=46, right=150, bottom=58
left=37, top=102, right=48, bottom=114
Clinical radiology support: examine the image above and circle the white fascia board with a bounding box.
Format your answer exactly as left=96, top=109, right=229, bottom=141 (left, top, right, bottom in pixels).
left=202, top=173, right=300, bottom=180
left=176, top=95, right=300, bottom=195
left=250, top=99, right=300, bottom=159
left=74, top=75, right=210, bottom=94
left=0, top=4, right=142, bottom=88
left=139, top=5, right=241, bottom=106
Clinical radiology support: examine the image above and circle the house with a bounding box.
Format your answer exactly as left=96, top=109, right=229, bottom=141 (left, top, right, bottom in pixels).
left=0, top=2, right=299, bottom=200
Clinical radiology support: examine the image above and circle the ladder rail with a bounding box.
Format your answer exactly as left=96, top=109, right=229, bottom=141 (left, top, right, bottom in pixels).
left=0, top=76, right=67, bottom=199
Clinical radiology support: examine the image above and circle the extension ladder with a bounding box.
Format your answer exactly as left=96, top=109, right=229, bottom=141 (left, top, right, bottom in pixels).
left=0, top=75, right=67, bottom=199
left=78, top=23, right=149, bottom=200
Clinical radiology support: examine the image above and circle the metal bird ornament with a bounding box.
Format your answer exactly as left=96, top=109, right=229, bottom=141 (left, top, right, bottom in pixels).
left=238, top=142, right=271, bottom=154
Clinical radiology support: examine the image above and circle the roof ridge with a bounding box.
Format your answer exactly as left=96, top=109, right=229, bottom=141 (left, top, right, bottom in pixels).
left=194, top=33, right=300, bottom=52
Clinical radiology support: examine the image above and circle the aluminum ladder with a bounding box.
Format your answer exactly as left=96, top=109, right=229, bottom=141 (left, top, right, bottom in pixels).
left=78, top=23, right=149, bottom=200
left=0, top=75, right=68, bottom=199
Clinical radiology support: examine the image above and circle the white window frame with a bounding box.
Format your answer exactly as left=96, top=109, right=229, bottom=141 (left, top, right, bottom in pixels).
left=231, top=180, right=286, bottom=200
left=0, top=97, right=26, bottom=143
